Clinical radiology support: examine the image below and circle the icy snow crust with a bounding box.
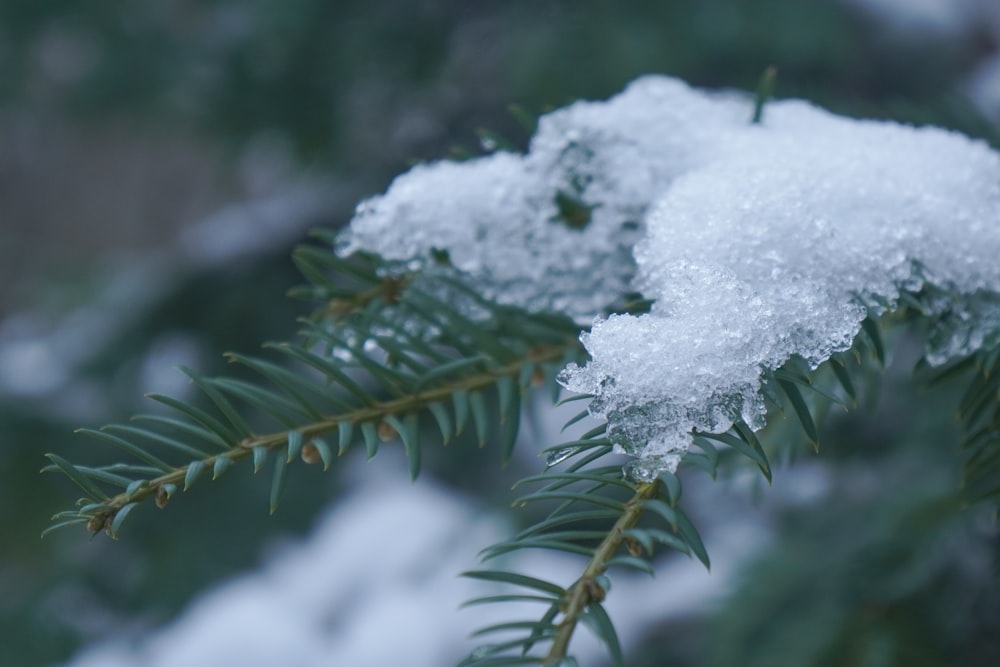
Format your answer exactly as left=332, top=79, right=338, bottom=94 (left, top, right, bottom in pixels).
left=339, top=75, right=1000, bottom=478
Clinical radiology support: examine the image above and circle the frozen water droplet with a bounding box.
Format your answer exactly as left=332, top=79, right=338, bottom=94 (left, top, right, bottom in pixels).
left=479, top=136, right=497, bottom=151
left=624, top=459, right=659, bottom=483
left=362, top=339, right=378, bottom=353
left=545, top=446, right=577, bottom=467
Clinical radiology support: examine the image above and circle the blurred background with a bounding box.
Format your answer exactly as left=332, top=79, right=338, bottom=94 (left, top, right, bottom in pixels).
left=2, top=1, right=999, bottom=665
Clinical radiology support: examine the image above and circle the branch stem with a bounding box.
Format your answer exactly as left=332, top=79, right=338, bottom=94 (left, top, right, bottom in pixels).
left=544, top=479, right=660, bottom=664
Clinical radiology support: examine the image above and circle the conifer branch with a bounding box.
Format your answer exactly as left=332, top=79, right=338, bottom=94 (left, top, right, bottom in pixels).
left=50, top=335, right=578, bottom=536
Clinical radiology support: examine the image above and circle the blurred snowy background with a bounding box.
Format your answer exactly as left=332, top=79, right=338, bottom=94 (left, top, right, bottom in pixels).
left=2, top=1, right=999, bottom=666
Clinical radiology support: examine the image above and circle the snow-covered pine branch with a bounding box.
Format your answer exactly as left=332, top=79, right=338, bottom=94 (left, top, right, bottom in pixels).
left=341, top=75, right=1000, bottom=481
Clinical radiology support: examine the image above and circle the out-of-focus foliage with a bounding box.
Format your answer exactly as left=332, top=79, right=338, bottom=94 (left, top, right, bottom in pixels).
left=2, top=1, right=999, bottom=666
left=2, top=0, right=994, bottom=165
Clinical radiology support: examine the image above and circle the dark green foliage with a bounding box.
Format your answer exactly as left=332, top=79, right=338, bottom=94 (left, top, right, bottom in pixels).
left=704, top=474, right=997, bottom=667
left=921, top=344, right=1000, bottom=506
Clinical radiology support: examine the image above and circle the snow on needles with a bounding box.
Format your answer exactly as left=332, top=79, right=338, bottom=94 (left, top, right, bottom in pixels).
left=340, top=75, right=1000, bottom=479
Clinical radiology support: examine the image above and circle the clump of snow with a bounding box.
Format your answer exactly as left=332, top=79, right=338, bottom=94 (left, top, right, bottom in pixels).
left=337, top=76, right=749, bottom=321
left=340, top=74, right=1000, bottom=479
left=562, top=88, right=1000, bottom=477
